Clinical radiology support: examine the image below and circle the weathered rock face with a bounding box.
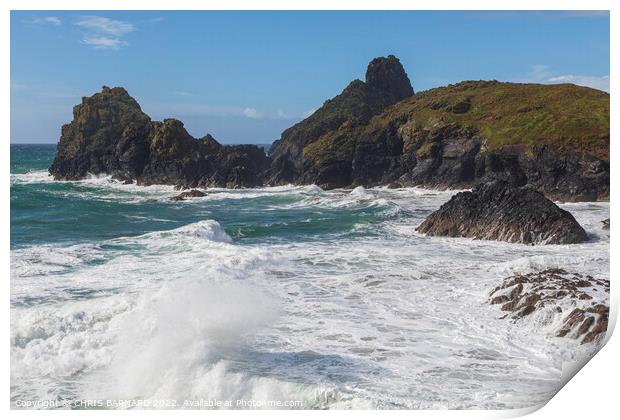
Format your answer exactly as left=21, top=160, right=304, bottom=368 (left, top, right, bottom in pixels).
left=365, top=55, right=415, bottom=104
left=49, top=86, right=152, bottom=181
left=49, top=87, right=269, bottom=188
left=267, top=72, right=609, bottom=201
left=266, top=55, right=414, bottom=187
left=489, top=269, right=609, bottom=344
left=49, top=56, right=609, bottom=201
left=416, top=181, right=589, bottom=244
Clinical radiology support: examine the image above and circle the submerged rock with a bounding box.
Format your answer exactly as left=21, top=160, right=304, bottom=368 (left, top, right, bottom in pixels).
left=602, top=218, right=610, bottom=230
left=170, top=189, right=207, bottom=201
left=416, top=181, right=588, bottom=244
left=489, top=269, right=609, bottom=344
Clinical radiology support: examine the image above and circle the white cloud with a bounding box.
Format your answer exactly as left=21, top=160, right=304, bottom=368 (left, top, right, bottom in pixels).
left=75, top=16, right=135, bottom=36
left=83, top=36, right=128, bottom=50
left=243, top=107, right=315, bottom=120
left=243, top=107, right=261, bottom=119
left=527, top=65, right=552, bottom=82
left=142, top=101, right=309, bottom=122
left=525, top=65, right=609, bottom=93
left=547, top=75, right=610, bottom=93
left=30, top=16, right=62, bottom=25
left=74, top=16, right=135, bottom=50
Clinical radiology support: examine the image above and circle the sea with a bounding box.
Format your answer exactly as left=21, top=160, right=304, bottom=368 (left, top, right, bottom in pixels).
left=10, top=143, right=610, bottom=409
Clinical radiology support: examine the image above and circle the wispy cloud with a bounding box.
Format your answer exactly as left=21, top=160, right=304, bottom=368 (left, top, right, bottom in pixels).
left=525, top=65, right=609, bottom=92
left=75, top=16, right=134, bottom=36
left=170, top=90, right=193, bottom=97
left=29, top=16, right=62, bottom=25
left=143, top=100, right=309, bottom=121
left=547, top=74, right=610, bottom=92
left=243, top=107, right=312, bottom=120
left=83, top=36, right=128, bottom=50
left=243, top=107, right=261, bottom=119
left=74, top=15, right=135, bottom=50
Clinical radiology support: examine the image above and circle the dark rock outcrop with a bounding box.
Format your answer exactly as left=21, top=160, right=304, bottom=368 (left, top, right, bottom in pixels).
left=416, top=181, right=589, bottom=244
left=266, top=72, right=609, bottom=201
left=170, top=189, right=207, bottom=201
left=602, top=218, right=610, bottom=230
left=49, top=86, right=270, bottom=188
left=49, top=86, right=152, bottom=181
left=266, top=55, right=414, bottom=188
left=49, top=56, right=609, bottom=202
left=489, top=269, right=609, bottom=344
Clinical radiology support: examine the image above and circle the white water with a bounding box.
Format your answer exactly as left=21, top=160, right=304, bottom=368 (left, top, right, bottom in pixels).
left=10, top=182, right=610, bottom=409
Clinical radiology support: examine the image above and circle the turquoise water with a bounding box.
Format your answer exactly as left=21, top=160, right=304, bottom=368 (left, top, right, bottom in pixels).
left=11, top=144, right=401, bottom=248
left=10, top=144, right=610, bottom=409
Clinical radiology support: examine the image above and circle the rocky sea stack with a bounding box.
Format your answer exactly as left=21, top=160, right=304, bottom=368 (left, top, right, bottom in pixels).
left=266, top=55, right=415, bottom=188
left=49, top=56, right=609, bottom=201
left=267, top=61, right=609, bottom=200
left=416, top=181, right=589, bottom=244
left=49, top=86, right=269, bottom=188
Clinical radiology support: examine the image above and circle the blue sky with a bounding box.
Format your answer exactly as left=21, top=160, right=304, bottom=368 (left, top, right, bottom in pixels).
left=11, top=10, right=610, bottom=144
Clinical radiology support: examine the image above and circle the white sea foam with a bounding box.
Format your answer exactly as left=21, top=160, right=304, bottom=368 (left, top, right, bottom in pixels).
left=11, top=170, right=55, bottom=184
left=10, top=184, right=610, bottom=409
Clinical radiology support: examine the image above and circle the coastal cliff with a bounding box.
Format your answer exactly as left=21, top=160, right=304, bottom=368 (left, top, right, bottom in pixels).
left=49, top=56, right=609, bottom=201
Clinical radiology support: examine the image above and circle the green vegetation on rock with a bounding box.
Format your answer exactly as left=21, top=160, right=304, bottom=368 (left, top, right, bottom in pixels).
left=375, top=80, right=609, bottom=159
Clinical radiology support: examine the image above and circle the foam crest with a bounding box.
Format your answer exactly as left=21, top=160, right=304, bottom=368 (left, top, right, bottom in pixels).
left=149, top=220, right=233, bottom=243
left=96, top=278, right=278, bottom=401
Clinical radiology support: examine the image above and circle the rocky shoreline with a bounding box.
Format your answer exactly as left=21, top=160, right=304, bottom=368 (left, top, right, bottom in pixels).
left=49, top=55, right=609, bottom=202
left=489, top=269, right=609, bottom=344
left=47, top=55, right=610, bottom=346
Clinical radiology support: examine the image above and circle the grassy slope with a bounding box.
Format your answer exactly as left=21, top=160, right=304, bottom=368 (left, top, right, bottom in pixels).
left=305, top=81, right=610, bottom=161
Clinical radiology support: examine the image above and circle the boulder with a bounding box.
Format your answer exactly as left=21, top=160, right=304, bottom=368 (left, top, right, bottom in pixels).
left=170, top=189, right=207, bottom=201
left=416, top=181, right=589, bottom=244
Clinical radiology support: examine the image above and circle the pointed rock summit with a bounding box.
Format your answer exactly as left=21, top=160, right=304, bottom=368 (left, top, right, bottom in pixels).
left=365, top=55, right=414, bottom=102
left=267, top=55, right=415, bottom=186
